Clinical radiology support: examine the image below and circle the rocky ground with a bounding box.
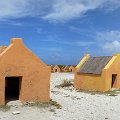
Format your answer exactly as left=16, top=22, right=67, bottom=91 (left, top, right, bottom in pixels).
left=0, top=73, right=120, bottom=120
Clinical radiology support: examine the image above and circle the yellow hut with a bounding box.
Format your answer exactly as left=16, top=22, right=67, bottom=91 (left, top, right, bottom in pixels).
left=0, top=38, right=50, bottom=105
left=74, top=54, right=120, bottom=92
left=63, top=65, right=71, bottom=72
left=51, top=65, right=60, bottom=72
left=69, top=66, right=76, bottom=72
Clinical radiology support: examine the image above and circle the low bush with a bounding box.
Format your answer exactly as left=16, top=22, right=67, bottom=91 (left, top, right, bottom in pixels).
left=23, top=99, right=61, bottom=109
left=0, top=105, right=10, bottom=112
left=56, top=80, right=73, bottom=88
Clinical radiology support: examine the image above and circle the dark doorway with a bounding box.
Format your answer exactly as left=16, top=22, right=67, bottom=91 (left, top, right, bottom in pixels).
left=55, top=69, right=57, bottom=72
left=5, top=77, right=22, bottom=103
left=111, top=74, right=117, bottom=88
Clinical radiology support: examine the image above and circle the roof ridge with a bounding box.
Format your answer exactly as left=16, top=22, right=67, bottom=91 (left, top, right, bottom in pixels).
left=90, top=56, right=112, bottom=58
left=0, top=46, right=8, bottom=55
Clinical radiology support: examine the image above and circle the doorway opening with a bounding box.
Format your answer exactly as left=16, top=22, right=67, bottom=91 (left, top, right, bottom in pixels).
left=111, top=74, right=117, bottom=88
left=5, top=77, right=22, bottom=103
left=55, top=69, right=57, bottom=72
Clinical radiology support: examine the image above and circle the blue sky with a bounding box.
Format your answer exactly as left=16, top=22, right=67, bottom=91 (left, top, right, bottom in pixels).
left=0, top=0, right=120, bottom=65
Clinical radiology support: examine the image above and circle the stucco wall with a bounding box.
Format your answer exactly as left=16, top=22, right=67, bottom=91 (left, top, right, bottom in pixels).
left=74, top=73, right=106, bottom=91
left=0, top=38, right=51, bottom=105
left=103, top=55, right=120, bottom=91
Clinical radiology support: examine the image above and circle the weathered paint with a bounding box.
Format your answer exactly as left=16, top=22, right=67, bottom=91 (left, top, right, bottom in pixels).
left=0, top=38, right=51, bottom=105
left=74, top=54, right=120, bottom=92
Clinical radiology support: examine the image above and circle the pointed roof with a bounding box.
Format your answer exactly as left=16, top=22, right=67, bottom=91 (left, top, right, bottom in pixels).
left=61, top=66, right=65, bottom=69
left=64, top=65, right=71, bottom=70
left=77, top=56, right=112, bottom=74
left=51, top=65, right=60, bottom=69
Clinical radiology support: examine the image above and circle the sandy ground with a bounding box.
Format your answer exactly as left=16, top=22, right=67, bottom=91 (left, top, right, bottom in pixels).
left=0, top=73, right=120, bottom=120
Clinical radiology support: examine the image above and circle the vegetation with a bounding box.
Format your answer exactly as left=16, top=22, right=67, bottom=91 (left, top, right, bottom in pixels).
left=49, top=99, right=61, bottom=109
left=77, top=89, right=120, bottom=96
left=23, top=99, right=61, bottom=109
left=0, top=105, right=10, bottom=112
left=56, top=80, right=73, bottom=88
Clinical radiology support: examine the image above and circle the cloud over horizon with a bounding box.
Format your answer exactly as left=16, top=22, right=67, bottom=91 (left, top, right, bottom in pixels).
left=96, top=30, right=120, bottom=53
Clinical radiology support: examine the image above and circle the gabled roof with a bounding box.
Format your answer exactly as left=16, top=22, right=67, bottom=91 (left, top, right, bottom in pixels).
left=51, top=65, right=60, bottom=69
left=77, top=56, right=112, bottom=74
left=69, top=65, right=75, bottom=68
left=58, top=65, right=65, bottom=69
left=64, top=65, right=70, bottom=70
left=61, top=66, right=65, bottom=69
left=0, top=46, right=7, bottom=54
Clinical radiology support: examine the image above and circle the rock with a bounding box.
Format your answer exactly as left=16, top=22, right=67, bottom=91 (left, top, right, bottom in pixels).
left=105, top=117, right=109, bottom=119
left=50, top=108, right=55, bottom=112
left=12, top=111, right=21, bottom=115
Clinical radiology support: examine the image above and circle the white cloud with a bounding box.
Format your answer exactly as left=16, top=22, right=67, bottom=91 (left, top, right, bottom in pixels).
left=0, top=0, right=51, bottom=20
left=43, top=0, right=105, bottom=22
left=103, top=41, right=120, bottom=53
left=0, top=0, right=119, bottom=23
left=0, top=0, right=30, bottom=19
left=96, top=31, right=120, bottom=42
left=96, top=30, right=120, bottom=53
left=43, top=0, right=120, bottom=22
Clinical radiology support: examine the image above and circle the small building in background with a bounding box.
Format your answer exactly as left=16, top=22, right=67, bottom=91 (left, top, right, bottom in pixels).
left=60, top=66, right=65, bottom=72
left=51, top=65, right=60, bottom=72
left=63, top=65, right=76, bottom=72
left=64, top=65, right=71, bottom=72
left=0, top=38, right=51, bottom=105
left=69, top=66, right=76, bottom=72
left=75, top=54, right=120, bottom=92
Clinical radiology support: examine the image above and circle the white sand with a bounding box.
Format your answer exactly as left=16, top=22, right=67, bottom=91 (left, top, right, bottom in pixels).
left=0, top=73, right=120, bottom=120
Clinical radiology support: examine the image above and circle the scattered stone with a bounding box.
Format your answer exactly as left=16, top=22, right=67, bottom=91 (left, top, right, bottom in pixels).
left=105, top=117, right=109, bottom=119
left=12, top=111, right=21, bottom=115
left=50, top=108, right=55, bottom=112
left=76, top=98, right=81, bottom=100
left=64, top=95, right=70, bottom=97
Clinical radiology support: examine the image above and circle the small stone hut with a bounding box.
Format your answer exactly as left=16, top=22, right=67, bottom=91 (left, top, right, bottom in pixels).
left=51, top=65, right=60, bottom=72
left=0, top=38, right=51, bottom=105
left=75, top=54, right=120, bottom=92
left=64, top=65, right=71, bottom=72
left=69, top=66, right=76, bottom=72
